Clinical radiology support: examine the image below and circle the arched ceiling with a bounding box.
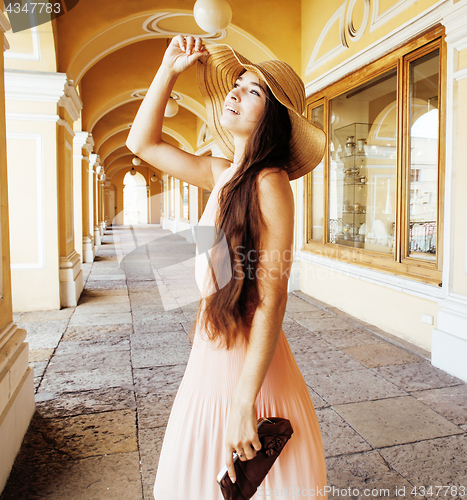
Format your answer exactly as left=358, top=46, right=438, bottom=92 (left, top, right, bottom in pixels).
left=54, top=0, right=301, bottom=180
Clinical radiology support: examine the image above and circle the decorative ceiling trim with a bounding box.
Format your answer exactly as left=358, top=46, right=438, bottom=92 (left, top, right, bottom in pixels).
left=306, top=1, right=349, bottom=76
left=347, top=0, right=370, bottom=42
left=306, top=0, right=449, bottom=96
left=142, top=12, right=226, bottom=40
left=370, top=0, right=419, bottom=33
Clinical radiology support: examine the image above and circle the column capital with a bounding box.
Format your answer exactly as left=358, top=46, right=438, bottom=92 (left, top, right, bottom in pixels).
left=73, top=132, right=94, bottom=154
left=442, top=1, right=467, bottom=50
left=0, top=11, right=10, bottom=52
left=4, top=70, right=83, bottom=121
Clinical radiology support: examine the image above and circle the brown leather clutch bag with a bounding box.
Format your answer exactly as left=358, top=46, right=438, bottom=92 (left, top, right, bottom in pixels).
left=218, top=417, right=294, bottom=500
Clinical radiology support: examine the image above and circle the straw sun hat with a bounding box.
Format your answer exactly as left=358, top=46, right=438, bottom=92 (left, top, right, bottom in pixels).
left=196, top=44, right=326, bottom=181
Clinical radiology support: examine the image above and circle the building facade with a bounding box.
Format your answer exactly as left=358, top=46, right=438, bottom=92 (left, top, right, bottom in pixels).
left=1, top=0, right=467, bottom=491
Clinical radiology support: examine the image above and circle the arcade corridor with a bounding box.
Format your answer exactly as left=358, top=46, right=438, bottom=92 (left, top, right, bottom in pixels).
left=2, top=225, right=466, bottom=500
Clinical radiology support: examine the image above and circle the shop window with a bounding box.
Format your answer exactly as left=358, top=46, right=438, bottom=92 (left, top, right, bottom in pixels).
left=305, top=28, right=445, bottom=285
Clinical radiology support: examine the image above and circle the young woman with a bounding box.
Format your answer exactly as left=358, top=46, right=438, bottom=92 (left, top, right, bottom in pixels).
left=127, top=35, right=328, bottom=500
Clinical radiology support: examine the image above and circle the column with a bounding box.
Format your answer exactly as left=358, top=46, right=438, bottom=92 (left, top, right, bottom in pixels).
left=91, top=156, right=101, bottom=248
left=432, top=2, right=467, bottom=382
left=74, top=132, right=94, bottom=262
left=5, top=69, right=82, bottom=310
left=0, top=12, right=35, bottom=492
left=57, top=79, right=83, bottom=308
left=99, top=174, right=105, bottom=235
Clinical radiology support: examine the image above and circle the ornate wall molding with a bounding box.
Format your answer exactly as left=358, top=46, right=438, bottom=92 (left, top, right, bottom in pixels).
left=4, top=71, right=82, bottom=121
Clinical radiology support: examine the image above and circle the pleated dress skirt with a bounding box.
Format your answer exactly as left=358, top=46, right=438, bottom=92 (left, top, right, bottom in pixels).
left=153, top=164, right=328, bottom=500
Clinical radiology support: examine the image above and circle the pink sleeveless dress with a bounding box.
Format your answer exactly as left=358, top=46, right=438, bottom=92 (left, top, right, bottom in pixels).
left=153, top=163, right=328, bottom=500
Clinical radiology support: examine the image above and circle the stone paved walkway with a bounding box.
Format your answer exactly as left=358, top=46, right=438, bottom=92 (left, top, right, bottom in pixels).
left=2, top=225, right=467, bottom=500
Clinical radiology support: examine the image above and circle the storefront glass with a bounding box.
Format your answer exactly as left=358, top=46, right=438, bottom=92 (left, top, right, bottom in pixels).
left=310, top=104, right=325, bottom=241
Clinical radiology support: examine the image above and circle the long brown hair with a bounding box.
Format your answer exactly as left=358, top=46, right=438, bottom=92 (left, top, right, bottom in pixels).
left=192, top=83, right=292, bottom=349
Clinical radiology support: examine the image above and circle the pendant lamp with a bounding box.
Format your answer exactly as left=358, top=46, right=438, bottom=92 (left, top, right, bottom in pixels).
left=193, top=0, right=232, bottom=33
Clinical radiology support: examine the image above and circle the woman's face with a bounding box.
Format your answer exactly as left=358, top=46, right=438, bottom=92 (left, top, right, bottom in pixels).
left=220, top=70, right=267, bottom=140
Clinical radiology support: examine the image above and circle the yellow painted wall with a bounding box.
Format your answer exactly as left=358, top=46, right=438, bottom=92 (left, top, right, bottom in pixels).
left=300, top=260, right=437, bottom=350
left=3, top=20, right=56, bottom=72
left=6, top=113, right=60, bottom=311
left=302, top=0, right=441, bottom=82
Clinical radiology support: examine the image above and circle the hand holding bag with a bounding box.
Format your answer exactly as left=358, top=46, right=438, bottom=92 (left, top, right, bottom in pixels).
left=218, top=417, right=294, bottom=500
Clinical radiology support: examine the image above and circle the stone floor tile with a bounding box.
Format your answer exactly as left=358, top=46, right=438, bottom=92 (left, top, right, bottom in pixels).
left=307, top=369, right=407, bottom=405
left=342, top=343, right=421, bottom=368
left=78, top=293, right=129, bottom=305
left=287, top=330, right=333, bottom=355
left=31, top=360, right=48, bottom=379
left=131, top=343, right=192, bottom=369
left=62, top=323, right=132, bottom=342
left=12, top=312, right=23, bottom=322
left=294, top=349, right=365, bottom=377
left=21, top=320, right=69, bottom=350
left=130, top=330, right=190, bottom=350
left=87, top=274, right=127, bottom=281
left=133, top=318, right=186, bottom=335
left=285, top=294, right=323, bottom=313
left=136, top=392, right=176, bottom=429
left=307, top=385, right=329, bottom=409
left=411, top=385, right=467, bottom=426
left=17, top=308, right=75, bottom=322
left=72, top=302, right=132, bottom=315
left=316, top=408, right=372, bottom=457
left=35, top=387, right=136, bottom=418
left=325, top=450, right=413, bottom=499
left=317, top=328, right=382, bottom=348
left=81, top=288, right=129, bottom=297
left=134, top=365, right=186, bottom=393
left=377, top=362, right=464, bottom=392
left=283, top=320, right=318, bottom=338
left=0, top=452, right=143, bottom=500
left=379, top=435, right=467, bottom=492
left=68, top=311, right=133, bottom=326
left=289, top=309, right=337, bottom=324
left=40, top=351, right=133, bottom=393
left=29, top=347, right=54, bottom=362
left=139, top=427, right=167, bottom=499
left=14, top=410, right=137, bottom=463
left=333, top=396, right=463, bottom=448
left=54, top=338, right=129, bottom=356
left=84, top=280, right=128, bottom=291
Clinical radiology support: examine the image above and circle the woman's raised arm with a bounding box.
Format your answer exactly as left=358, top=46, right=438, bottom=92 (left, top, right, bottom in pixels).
left=126, top=36, right=228, bottom=191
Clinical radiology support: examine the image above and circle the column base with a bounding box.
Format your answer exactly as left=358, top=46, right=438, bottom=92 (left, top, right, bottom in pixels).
left=0, top=324, right=35, bottom=492
left=59, top=250, right=83, bottom=308
left=99, top=221, right=105, bottom=236
left=82, top=235, right=94, bottom=263
left=94, top=226, right=101, bottom=248
left=432, top=298, right=467, bottom=382
left=287, top=260, right=301, bottom=293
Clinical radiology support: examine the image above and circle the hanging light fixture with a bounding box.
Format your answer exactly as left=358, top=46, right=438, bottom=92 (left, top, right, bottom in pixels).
left=132, top=156, right=141, bottom=166
left=193, top=0, right=232, bottom=32
left=150, top=175, right=157, bottom=183
left=164, top=96, right=179, bottom=117
left=130, top=167, right=137, bottom=176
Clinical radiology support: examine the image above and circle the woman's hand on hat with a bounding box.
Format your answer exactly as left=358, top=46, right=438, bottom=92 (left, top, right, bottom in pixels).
left=162, top=35, right=208, bottom=75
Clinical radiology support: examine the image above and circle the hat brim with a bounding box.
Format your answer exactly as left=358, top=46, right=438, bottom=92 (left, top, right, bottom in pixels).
left=196, top=44, right=326, bottom=181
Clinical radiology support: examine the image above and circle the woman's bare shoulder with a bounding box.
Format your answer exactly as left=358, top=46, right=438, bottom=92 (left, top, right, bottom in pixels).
left=257, top=167, right=294, bottom=222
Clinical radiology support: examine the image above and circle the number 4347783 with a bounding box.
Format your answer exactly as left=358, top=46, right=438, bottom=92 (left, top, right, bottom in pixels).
left=5, top=3, right=62, bottom=14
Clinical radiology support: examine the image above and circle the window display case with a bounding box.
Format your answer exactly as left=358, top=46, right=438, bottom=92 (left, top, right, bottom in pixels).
left=332, top=123, right=370, bottom=248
